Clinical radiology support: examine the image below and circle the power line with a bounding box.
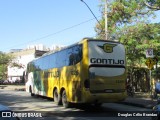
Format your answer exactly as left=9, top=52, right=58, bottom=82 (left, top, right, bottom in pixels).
left=80, top=0, right=102, bottom=27
left=80, top=0, right=104, bottom=35
left=3, top=17, right=99, bottom=51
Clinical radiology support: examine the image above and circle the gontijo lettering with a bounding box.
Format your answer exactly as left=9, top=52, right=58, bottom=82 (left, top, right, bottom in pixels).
left=90, top=58, right=125, bottom=65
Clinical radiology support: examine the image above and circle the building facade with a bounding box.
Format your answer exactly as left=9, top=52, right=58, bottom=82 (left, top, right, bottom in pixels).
left=7, top=48, right=48, bottom=83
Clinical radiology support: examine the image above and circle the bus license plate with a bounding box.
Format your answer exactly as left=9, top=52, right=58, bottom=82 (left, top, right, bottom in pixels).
left=105, top=89, right=113, bottom=93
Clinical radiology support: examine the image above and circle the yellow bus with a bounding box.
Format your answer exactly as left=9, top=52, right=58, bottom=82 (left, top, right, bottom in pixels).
left=25, top=38, right=127, bottom=108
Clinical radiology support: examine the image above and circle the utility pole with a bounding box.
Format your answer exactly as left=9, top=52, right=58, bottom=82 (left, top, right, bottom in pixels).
left=105, top=0, right=108, bottom=40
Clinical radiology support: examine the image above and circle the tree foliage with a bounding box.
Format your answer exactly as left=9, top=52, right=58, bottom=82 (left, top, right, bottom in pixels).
left=0, top=51, right=27, bottom=81
left=0, top=52, right=13, bottom=80
left=95, top=0, right=160, bottom=65
left=144, top=0, right=160, bottom=10
left=120, top=23, right=160, bottom=66
left=95, top=0, right=152, bottom=39
left=95, top=0, right=160, bottom=92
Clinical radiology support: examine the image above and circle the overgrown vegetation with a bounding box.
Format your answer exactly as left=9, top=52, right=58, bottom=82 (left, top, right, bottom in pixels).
left=0, top=52, right=13, bottom=80
left=0, top=52, right=23, bottom=81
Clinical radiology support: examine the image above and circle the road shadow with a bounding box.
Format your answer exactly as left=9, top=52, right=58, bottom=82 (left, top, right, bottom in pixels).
left=0, top=85, right=7, bottom=89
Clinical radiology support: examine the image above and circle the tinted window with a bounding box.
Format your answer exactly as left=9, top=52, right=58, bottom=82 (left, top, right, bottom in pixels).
left=67, top=47, right=73, bottom=65
left=28, top=44, right=82, bottom=71
left=67, top=45, right=82, bottom=66
left=49, top=53, right=57, bottom=69
left=35, top=59, right=40, bottom=70
left=43, top=56, right=49, bottom=70
left=74, top=45, right=82, bottom=64
left=56, top=50, right=67, bottom=68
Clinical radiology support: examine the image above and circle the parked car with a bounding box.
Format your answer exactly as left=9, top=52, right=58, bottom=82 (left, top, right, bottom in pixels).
left=0, top=104, right=20, bottom=120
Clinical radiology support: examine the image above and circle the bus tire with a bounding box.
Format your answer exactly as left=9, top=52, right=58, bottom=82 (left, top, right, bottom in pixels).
left=94, top=102, right=103, bottom=107
left=53, top=89, right=62, bottom=105
left=62, top=90, right=71, bottom=108
left=29, top=86, right=34, bottom=96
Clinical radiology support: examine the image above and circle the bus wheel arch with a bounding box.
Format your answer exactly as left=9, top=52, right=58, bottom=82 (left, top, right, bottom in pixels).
left=53, top=87, right=62, bottom=105
left=94, top=102, right=103, bottom=107
left=29, top=86, right=34, bottom=96
left=60, top=87, right=65, bottom=97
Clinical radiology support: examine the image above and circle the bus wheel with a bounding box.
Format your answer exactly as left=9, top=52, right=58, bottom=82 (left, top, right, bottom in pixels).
left=29, top=86, right=34, bottom=96
left=94, top=102, right=103, bottom=107
left=62, top=90, right=71, bottom=108
left=53, top=89, right=62, bottom=105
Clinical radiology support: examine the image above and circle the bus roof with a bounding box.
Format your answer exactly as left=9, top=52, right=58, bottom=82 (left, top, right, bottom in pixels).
left=82, top=37, right=120, bottom=43
left=28, top=38, right=121, bottom=63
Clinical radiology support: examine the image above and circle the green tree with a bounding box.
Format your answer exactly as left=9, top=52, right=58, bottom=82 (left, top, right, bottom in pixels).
left=144, top=0, right=160, bottom=10
left=95, top=0, right=151, bottom=39
left=0, top=52, right=13, bottom=80
left=120, top=23, right=160, bottom=66
left=0, top=51, right=26, bottom=82
left=95, top=0, right=160, bottom=92
left=119, top=22, right=160, bottom=91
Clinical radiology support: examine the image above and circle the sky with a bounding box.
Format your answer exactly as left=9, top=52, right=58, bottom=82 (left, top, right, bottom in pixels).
left=0, top=0, right=101, bottom=52
left=0, top=0, right=160, bottom=52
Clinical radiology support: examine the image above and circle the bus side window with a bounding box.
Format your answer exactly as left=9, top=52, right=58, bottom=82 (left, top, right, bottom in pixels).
left=31, top=62, right=36, bottom=71
left=74, top=45, right=82, bottom=63
left=56, top=50, right=66, bottom=68
left=49, top=53, right=56, bottom=69
left=68, top=48, right=74, bottom=65
left=68, top=45, right=82, bottom=66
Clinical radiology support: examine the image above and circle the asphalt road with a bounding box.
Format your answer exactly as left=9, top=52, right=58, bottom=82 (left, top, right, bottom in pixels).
left=0, top=88, right=155, bottom=120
